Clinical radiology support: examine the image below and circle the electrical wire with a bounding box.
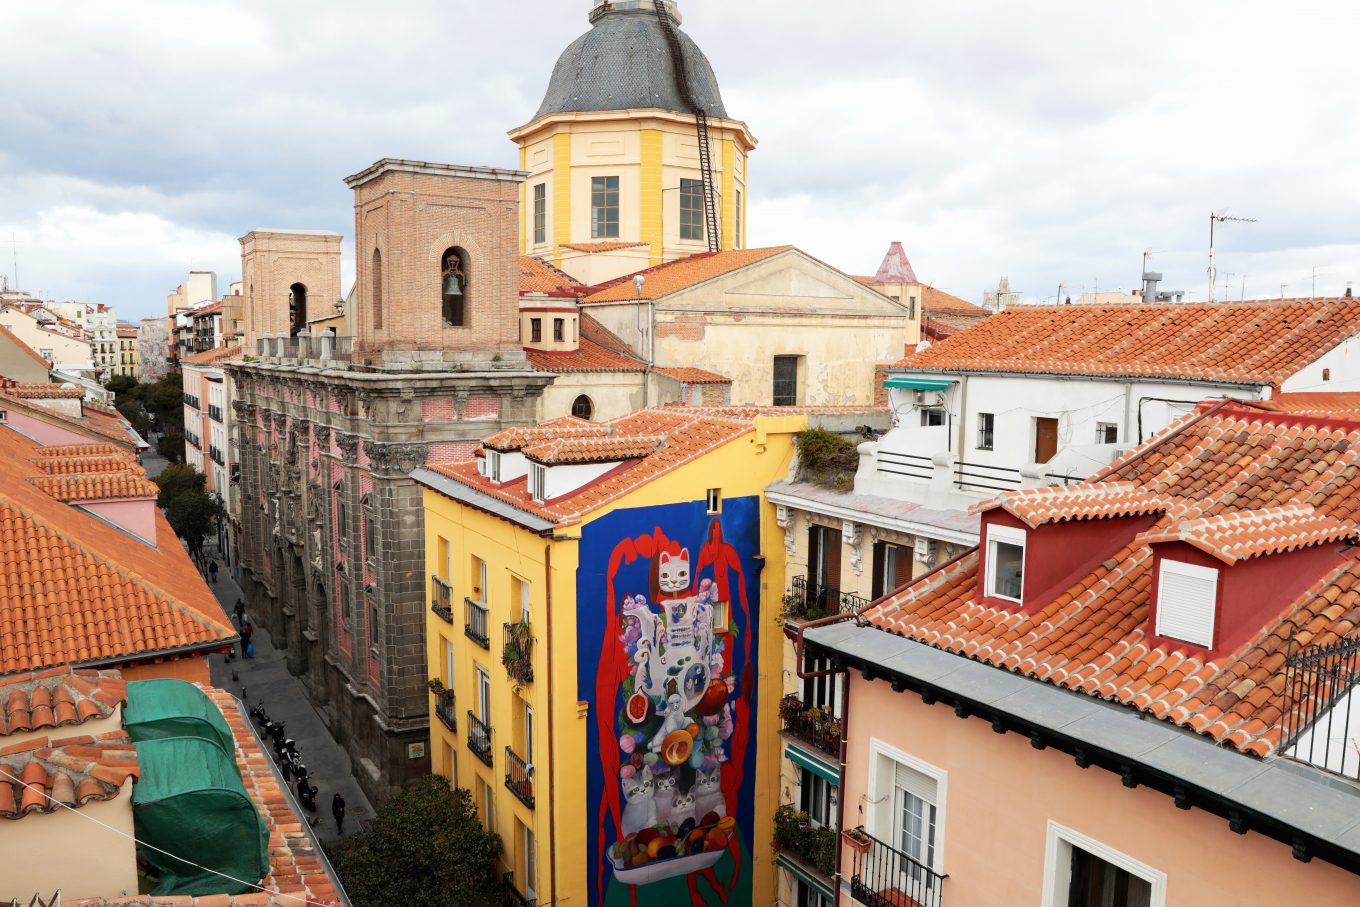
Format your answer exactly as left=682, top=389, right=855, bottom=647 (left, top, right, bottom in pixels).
left=0, top=766, right=334, bottom=907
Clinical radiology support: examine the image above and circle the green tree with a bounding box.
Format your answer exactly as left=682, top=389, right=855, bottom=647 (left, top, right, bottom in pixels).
left=165, top=488, right=222, bottom=559
left=144, top=372, right=185, bottom=435
left=333, top=776, right=504, bottom=907
left=104, top=374, right=138, bottom=396
left=116, top=397, right=152, bottom=437
left=153, top=463, right=205, bottom=508
left=157, top=432, right=185, bottom=464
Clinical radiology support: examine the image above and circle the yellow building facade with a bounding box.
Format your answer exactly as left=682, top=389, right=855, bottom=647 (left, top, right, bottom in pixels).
left=417, top=408, right=870, bottom=907
left=509, top=1, right=755, bottom=282
left=116, top=326, right=139, bottom=379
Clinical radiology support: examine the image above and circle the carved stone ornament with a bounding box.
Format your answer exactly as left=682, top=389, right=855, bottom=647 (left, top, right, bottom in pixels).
left=335, top=433, right=362, bottom=464
left=271, top=411, right=289, bottom=431
left=776, top=505, right=799, bottom=556
left=313, top=425, right=332, bottom=446
left=368, top=442, right=429, bottom=474
left=232, top=400, right=256, bottom=419
left=844, top=520, right=864, bottom=576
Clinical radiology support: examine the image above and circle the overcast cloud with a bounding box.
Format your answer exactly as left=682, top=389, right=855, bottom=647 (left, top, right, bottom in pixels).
left=3, top=0, right=1358, bottom=320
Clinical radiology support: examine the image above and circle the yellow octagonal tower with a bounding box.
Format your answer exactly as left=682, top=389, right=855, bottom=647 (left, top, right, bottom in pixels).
left=510, top=0, right=756, bottom=284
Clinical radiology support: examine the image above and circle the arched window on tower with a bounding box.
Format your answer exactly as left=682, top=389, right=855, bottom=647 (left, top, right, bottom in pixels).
left=571, top=394, right=594, bottom=421
left=441, top=247, right=470, bottom=327
left=371, top=248, right=383, bottom=330
left=288, top=283, right=307, bottom=336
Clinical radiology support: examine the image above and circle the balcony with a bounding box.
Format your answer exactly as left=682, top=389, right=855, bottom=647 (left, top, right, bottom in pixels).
left=434, top=691, right=457, bottom=733
left=849, top=829, right=946, bottom=907
left=182, top=393, right=200, bottom=409
left=431, top=576, right=454, bottom=623
left=502, top=873, right=536, bottom=907
left=467, top=711, right=493, bottom=766
left=209, top=404, right=223, bottom=422
left=773, top=804, right=836, bottom=880
left=502, top=621, right=534, bottom=685
left=210, top=446, right=225, bottom=467
left=465, top=597, right=490, bottom=649
left=504, top=746, right=534, bottom=808
left=780, top=694, right=840, bottom=757
left=785, top=575, right=871, bottom=623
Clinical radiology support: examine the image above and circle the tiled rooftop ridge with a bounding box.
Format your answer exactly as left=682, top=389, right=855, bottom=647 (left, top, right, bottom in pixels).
left=972, top=480, right=1165, bottom=527
left=483, top=421, right=613, bottom=452
left=31, top=443, right=131, bottom=461
left=1143, top=505, right=1359, bottom=565
left=32, top=453, right=136, bottom=475
left=29, top=471, right=160, bottom=502
left=0, top=730, right=139, bottom=820
left=0, top=384, right=84, bottom=400
left=522, top=434, right=666, bottom=465
left=0, top=667, right=126, bottom=737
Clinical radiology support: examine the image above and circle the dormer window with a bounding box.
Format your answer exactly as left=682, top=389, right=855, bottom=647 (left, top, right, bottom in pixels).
left=487, top=450, right=502, bottom=482
left=1156, top=559, right=1218, bottom=647
left=529, top=464, right=546, bottom=503
left=985, top=524, right=1025, bottom=602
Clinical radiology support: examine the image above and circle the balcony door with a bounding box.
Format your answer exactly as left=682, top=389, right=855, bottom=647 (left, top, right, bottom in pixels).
left=476, top=667, right=491, bottom=724
left=892, top=761, right=940, bottom=903
left=872, top=541, right=913, bottom=599
left=807, top=525, right=842, bottom=614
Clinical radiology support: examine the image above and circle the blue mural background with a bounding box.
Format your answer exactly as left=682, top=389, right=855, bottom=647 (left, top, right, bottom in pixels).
left=578, top=495, right=763, bottom=906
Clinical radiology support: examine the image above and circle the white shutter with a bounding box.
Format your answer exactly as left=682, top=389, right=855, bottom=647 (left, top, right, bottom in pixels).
left=1156, top=559, right=1218, bottom=647
left=894, top=761, right=938, bottom=806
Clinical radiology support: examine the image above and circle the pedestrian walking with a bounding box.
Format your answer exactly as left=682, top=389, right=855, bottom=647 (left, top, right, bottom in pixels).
left=332, top=792, right=346, bottom=835
left=233, top=599, right=245, bottom=626
left=240, top=621, right=254, bottom=659
left=208, top=560, right=219, bottom=584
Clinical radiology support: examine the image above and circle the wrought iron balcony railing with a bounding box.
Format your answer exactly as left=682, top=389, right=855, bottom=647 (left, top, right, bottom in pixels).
left=467, top=711, right=493, bottom=766
left=850, top=829, right=946, bottom=907
left=1282, top=632, right=1360, bottom=780
left=785, top=575, right=871, bottom=622
left=505, top=745, right=534, bottom=808
left=780, top=697, right=841, bottom=758
left=502, top=872, right=536, bottom=907
left=465, top=597, right=490, bottom=649
left=431, top=576, right=454, bottom=623
left=434, top=691, right=457, bottom=733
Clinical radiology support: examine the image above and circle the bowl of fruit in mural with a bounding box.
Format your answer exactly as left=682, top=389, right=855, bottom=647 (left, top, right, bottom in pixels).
left=609, top=814, right=736, bottom=885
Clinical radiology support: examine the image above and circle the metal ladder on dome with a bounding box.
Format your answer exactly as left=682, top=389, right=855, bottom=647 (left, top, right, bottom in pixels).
left=654, top=0, right=721, bottom=253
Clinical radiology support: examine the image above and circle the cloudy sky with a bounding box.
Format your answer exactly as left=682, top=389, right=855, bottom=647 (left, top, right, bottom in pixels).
left=3, top=0, right=1358, bottom=320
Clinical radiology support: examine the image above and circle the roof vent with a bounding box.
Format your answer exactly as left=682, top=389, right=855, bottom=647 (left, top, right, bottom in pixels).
left=1347, top=282, right=1353, bottom=298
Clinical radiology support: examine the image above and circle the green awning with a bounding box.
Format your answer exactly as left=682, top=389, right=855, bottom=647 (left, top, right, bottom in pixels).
left=785, top=743, right=839, bottom=785
left=776, top=851, right=836, bottom=899
left=883, top=376, right=956, bottom=390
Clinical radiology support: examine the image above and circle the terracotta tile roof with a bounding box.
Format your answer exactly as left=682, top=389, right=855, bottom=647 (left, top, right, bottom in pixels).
left=29, top=471, right=160, bottom=502
left=863, top=402, right=1360, bottom=758
left=0, top=730, right=139, bottom=819
left=922, top=287, right=988, bottom=318
left=0, top=322, right=50, bottom=371
left=891, top=298, right=1360, bottom=386
left=0, top=394, right=139, bottom=451
left=483, top=420, right=612, bottom=451
left=181, top=344, right=242, bottom=366
left=0, top=427, right=236, bottom=676
left=653, top=366, right=731, bottom=385
left=520, top=256, right=582, bottom=297
left=561, top=241, right=649, bottom=254
left=32, top=443, right=132, bottom=462
left=194, top=301, right=223, bottom=316
left=582, top=247, right=792, bottom=303
left=1255, top=392, right=1360, bottom=418
left=115, top=326, right=138, bottom=338
left=972, top=481, right=1165, bottom=528
left=0, top=382, right=83, bottom=399
left=522, top=434, right=665, bottom=465
left=1142, top=505, right=1358, bottom=565
left=0, top=667, right=126, bottom=737
left=526, top=337, right=645, bottom=373
left=33, top=452, right=136, bottom=475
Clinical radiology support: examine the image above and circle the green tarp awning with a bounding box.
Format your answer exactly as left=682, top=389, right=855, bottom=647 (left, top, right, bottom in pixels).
left=785, top=743, right=839, bottom=785
left=883, top=376, right=956, bottom=390
left=125, top=678, right=234, bottom=756
left=776, top=851, right=836, bottom=899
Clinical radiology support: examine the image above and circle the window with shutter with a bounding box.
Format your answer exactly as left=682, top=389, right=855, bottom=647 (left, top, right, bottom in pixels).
left=1155, top=559, right=1218, bottom=647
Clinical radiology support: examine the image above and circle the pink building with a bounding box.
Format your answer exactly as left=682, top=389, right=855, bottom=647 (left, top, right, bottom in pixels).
left=793, top=398, right=1360, bottom=906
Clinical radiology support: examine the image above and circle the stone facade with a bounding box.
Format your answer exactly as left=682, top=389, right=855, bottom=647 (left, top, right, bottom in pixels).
left=137, top=317, right=170, bottom=382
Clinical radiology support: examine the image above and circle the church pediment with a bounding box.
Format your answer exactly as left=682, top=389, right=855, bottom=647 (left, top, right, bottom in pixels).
left=659, top=249, right=908, bottom=316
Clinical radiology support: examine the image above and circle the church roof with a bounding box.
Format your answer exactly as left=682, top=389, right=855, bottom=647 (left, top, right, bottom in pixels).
left=533, top=4, right=727, bottom=121
left=872, top=241, right=919, bottom=285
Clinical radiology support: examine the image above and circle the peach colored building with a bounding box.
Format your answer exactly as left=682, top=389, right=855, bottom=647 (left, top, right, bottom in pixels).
left=786, top=400, right=1360, bottom=906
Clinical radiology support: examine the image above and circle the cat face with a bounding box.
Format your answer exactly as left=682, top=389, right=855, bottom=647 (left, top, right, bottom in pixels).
left=672, top=789, right=695, bottom=811
left=696, top=765, right=721, bottom=793
left=623, top=769, right=653, bottom=803
left=655, top=773, right=677, bottom=793
left=658, top=548, right=691, bottom=593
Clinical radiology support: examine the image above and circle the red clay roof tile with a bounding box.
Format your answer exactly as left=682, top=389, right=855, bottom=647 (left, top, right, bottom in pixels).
left=582, top=247, right=792, bottom=303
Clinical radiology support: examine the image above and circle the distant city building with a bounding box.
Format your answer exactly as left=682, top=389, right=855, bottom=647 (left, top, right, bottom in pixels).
left=0, top=299, right=95, bottom=377
left=114, top=322, right=139, bottom=379
left=983, top=274, right=1022, bottom=311
left=137, top=316, right=170, bottom=382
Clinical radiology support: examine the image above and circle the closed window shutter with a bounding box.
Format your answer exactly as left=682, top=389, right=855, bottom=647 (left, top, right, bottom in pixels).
left=894, top=761, right=937, bottom=806
left=1157, top=560, right=1218, bottom=647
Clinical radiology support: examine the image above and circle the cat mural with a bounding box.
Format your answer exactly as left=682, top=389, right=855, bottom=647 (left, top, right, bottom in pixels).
left=594, top=516, right=757, bottom=907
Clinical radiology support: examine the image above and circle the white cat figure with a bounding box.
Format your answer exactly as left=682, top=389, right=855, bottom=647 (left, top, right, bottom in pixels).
left=668, top=787, right=696, bottom=831
left=652, top=771, right=678, bottom=825
left=649, top=693, right=690, bottom=752
left=658, top=548, right=691, bottom=594
left=693, top=763, right=725, bottom=819
left=621, top=767, right=657, bottom=837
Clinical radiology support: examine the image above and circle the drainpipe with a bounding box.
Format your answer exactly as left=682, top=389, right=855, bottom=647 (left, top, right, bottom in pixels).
left=544, top=543, right=558, bottom=906
left=953, top=375, right=969, bottom=461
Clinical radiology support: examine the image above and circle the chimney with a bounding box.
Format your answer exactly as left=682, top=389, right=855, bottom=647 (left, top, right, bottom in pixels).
left=1347, top=282, right=1353, bottom=299
left=1141, top=271, right=1163, bottom=305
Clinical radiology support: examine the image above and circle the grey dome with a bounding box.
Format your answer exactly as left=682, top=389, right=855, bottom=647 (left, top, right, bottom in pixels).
left=534, top=8, right=728, bottom=120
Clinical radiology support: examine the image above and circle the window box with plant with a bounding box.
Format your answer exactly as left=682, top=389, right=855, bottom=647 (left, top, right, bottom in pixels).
left=842, top=825, right=871, bottom=856
left=779, top=693, right=841, bottom=756
left=773, top=804, right=837, bottom=879
left=502, top=619, right=534, bottom=685
left=429, top=677, right=457, bottom=732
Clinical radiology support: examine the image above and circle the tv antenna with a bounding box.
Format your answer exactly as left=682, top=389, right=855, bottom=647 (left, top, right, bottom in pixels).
left=1207, top=211, right=1256, bottom=303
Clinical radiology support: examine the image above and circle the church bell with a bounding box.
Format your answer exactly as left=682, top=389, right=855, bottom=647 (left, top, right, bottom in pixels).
left=443, top=271, right=463, bottom=297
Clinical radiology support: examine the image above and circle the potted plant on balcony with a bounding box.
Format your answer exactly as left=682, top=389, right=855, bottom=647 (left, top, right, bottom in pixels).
left=502, top=620, right=533, bottom=685
left=779, top=693, right=806, bottom=724
left=427, top=676, right=446, bottom=696
left=842, top=825, right=872, bottom=856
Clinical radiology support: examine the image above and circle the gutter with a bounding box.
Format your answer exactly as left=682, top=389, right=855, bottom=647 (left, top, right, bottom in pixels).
left=764, top=488, right=979, bottom=547
left=76, top=635, right=237, bottom=670
left=885, top=367, right=1265, bottom=391
left=410, top=466, right=557, bottom=534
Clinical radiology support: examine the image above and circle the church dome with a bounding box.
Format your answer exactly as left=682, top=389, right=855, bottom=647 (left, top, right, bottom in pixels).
left=534, top=2, right=728, bottom=120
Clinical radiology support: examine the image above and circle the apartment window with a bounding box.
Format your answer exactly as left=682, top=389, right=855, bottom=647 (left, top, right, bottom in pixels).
left=486, top=450, right=502, bottom=482
left=985, top=523, right=1025, bottom=602
left=680, top=177, right=705, bottom=241
left=524, top=825, right=538, bottom=901
left=773, top=355, right=799, bottom=406
left=437, top=536, right=451, bottom=581
left=530, top=318, right=542, bottom=343
left=518, top=577, right=531, bottom=624
left=571, top=394, right=594, bottom=421
left=799, top=767, right=838, bottom=830
left=1095, top=422, right=1118, bottom=444
left=1043, top=823, right=1165, bottom=907
left=1155, top=559, right=1218, bottom=648
left=801, top=652, right=843, bottom=714
left=706, top=488, right=722, bottom=514
left=920, top=408, right=946, bottom=427
left=443, top=637, right=454, bottom=687
left=529, top=463, right=547, bottom=502
left=795, top=882, right=831, bottom=907
left=591, top=176, right=620, bottom=239
left=977, top=412, right=995, bottom=450
left=532, top=183, right=546, bottom=245
left=872, top=541, right=912, bottom=599
left=481, top=778, right=495, bottom=834
left=1323, top=368, right=1332, bottom=382
left=734, top=188, right=742, bottom=249
left=553, top=318, right=564, bottom=342
left=908, top=294, right=917, bottom=320
left=871, top=743, right=945, bottom=901
left=363, top=496, right=376, bottom=564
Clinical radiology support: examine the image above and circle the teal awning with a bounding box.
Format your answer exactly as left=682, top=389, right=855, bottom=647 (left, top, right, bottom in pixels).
left=883, top=376, right=956, bottom=390
left=776, top=851, right=836, bottom=899
left=785, top=743, right=839, bottom=785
